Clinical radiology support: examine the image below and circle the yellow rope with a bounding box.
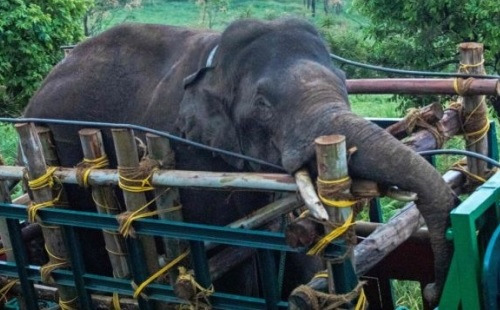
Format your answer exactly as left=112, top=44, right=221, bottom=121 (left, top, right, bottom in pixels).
left=27, top=167, right=63, bottom=223
left=319, top=194, right=358, bottom=208
left=355, top=288, right=367, bottom=310
left=177, top=266, right=215, bottom=309
left=112, top=292, right=121, bottom=310
left=105, top=247, right=128, bottom=256
left=59, top=297, right=78, bottom=310
left=317, top=176, right=350, bottom=185
left=41, top=244, right=69, bottom=283
left=78, top=155, right=109, bottom=188
left=451, top=160, right=487, bottom=183
left=0, top=248, right=11, bottom=256
left=117, top=189, right=176, bottom=238
left=458, top=59, right=485, bottom=73
left=0, top=279, right=18, bottom=302
left=307, top=211, right=355, bottom=256
left=312, top=271, right=329, bottom=280
left=27, top=166, right=57, bottom=190
left=132, top=250, right=190, bottom=299
left=118, top=168, right=158, bottom=193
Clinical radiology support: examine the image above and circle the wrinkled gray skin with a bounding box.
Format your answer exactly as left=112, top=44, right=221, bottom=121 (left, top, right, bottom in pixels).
left=24, top=18, right=454, bottom=305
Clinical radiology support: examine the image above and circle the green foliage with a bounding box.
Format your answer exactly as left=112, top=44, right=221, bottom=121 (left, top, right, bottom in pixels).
left=0, top=0, right=92, bottom=117
left=195, top=0, right=231, bottom=29
left=353, top=0, right=500, bottom=74
left=0, top=123, right=17, bottom=165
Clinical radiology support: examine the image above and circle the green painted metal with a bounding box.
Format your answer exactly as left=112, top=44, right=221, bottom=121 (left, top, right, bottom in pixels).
left=482, top=225, right=500, bottom=310
left=439, top=172, right=500, bottom=309
left=5, top=219, right=38, bottom=310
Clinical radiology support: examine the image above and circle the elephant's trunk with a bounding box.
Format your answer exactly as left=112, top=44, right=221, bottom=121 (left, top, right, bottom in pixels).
left=283, top=110, right=455, bottom=306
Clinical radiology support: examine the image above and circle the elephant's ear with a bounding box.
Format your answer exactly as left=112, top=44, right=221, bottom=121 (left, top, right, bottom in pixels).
left=177, top=73, right=244, bottom=170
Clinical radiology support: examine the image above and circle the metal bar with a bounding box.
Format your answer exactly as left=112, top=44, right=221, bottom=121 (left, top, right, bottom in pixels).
left=125, top=237, right=154, bottom=310
left=61, top=225, right=93, bottom=309
left=5, top=219, right=39, bottom=310
left=189, top=241, right=212, bottom=289
left=0, top=261, right=288, bottom=309
left=257, top=249, right=279, bottom=310
left=0, top=166, right=296, bottom=192
left=346, top=78, right=500, bottom=95
left=0, top=203, right=295, bottom=252
left=368, top=198, right=384, bottom=223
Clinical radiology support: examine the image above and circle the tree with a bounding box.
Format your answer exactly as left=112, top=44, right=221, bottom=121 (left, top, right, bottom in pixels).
left=353, top=0, right=500, bottom=74
left=0, top=0, right=92, bottom=116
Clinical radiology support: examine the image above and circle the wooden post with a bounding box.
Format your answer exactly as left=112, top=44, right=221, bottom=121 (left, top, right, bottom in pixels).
left=385, top=102, right=444, bottom=139
left=146, top=133, right=186, bottom=283
left=0, top=157, right=14, bottom=262
left=314, top=135, right=357, bottom=295
left=111, top=129, right=160, bottom=275
left=15, top=123, right=78, bottom=307
left=79, top=129, right=130, bottom=279
left=459, top=43, right=488, bottom=180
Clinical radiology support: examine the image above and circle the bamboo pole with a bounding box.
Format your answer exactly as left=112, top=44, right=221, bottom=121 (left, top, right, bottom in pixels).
left=15, top=122, right=78, bottom=307
left=111, top=129, right=160, bottom=275
left=79, top=128, right=130, bottom=279
left=0, top=166, right=297, bottom=191
left=459, top=43, right=488, bottom=180
left=346, top=78, right=500, bottom=95
left=146, top=133, right=186, bottom=283
left=314, top=134, right=356, bottom=295
left=0, top=177, right=14, bottom=263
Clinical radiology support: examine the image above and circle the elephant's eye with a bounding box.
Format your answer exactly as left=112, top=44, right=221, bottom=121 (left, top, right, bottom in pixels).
left=254, top=97, right=273, bottom=122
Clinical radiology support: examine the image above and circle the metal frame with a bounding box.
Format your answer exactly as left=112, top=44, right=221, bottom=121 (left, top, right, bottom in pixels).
left=0, top=118, right=499, bottom=309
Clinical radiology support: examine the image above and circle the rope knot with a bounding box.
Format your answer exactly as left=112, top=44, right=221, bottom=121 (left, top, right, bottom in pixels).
left=290, top=281, right=367, bottom=310
left=118, top=158, right=159, bottom=192
left=27, top=167, right=62, bottom=223
left=76, top=155, right=109, bottom=187
left=175, top=266, right=214, bottom=310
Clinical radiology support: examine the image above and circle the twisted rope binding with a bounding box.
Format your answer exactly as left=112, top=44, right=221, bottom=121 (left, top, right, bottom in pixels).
left=27, top=167, right=62, bottom=223
left=118, top=158, right=159, bottom=193
left=176, top=266, right=215, bottom=310
left=76, top=155, right=109, bottom=187
left=112, top=292, right=121, bottom=310
left=0, top=279, right=18, bottom=303
left=59, top=297, right=78, bottom=310
left=41, top=244, right=69, bottom=283
left=291, top=281, right=367, bottom=310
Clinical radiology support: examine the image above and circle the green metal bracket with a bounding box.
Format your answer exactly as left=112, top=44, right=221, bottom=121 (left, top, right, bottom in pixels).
left=439, top=172, right=500, bottom=309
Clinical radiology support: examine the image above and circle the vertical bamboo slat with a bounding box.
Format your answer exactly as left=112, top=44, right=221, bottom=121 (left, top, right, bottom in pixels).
left=79, top=128, right=130, bottom=279
left=459, top=43, right=488, bottom=180
left=146, top=133, right=186, bottom=283
left=15, top=123, right=78, bottom=307
left=111, top=129, right=160, bottom=275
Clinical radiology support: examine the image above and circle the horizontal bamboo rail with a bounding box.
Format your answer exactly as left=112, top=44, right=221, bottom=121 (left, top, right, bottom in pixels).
left=0, top=166, right=297, bottom=191
left=346, top=78, right=500, bottom=95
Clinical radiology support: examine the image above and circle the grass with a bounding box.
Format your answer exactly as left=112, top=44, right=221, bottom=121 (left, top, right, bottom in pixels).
left=0, top=123, right=17, bottom=165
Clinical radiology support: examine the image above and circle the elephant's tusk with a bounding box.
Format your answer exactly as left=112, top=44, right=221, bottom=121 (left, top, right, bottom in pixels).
left=294, top=168, right=329, bottom=221
left=386, top=186, right=418, bottom=202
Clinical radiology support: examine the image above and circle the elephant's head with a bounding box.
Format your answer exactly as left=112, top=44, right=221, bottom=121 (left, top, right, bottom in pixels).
left=178, top=18, right=454, bottom=306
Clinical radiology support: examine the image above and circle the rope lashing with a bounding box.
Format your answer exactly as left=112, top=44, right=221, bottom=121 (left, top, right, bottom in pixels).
left=0, top=279, right=18, bottom=302
left=176, top=266, right=215, bottom=310
left=307, top=212, right=355, bottom=256
left=58, top=297, right=78, bottom=310
left=453, top=77, right=474, bottom=96
left=117, top=188, right=178, bottom=238
left=401, top=107, right=445, bottom=148
left=307, top=176, right=361, bottom=255
left=291, top=281, right=367, bottom=310
left=118, top=158, right=159, bottom=193
left=451, top=159, right=487, bottom=183
left=76, top=155, right=109, bottom=187
left=0, top=248, right=11, bottom=256
left=458, top=59, right=485, bottom=74
left=27, top=167, right=62, bottom=223
left=461, top=98, right=490, bottom=146
left=132, top=250, right=190, bottom=299
left=112, top=292, right=121, bottom=310
left=41, top=244, right=69, bottom=283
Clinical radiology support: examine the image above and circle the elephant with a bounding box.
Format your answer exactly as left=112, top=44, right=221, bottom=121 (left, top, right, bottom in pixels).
left=23, top=18, right=455, bottom=306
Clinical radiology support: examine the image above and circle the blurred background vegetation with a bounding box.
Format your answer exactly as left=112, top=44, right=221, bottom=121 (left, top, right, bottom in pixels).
left=1, top=1, right=499, bottom=308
